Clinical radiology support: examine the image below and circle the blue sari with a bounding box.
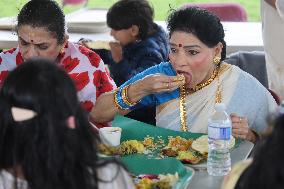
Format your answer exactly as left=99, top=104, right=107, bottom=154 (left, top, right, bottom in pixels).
left=120, top=62, right=179, bottom=110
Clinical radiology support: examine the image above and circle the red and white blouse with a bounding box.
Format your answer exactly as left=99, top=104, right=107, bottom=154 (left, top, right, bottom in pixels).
left=0, top=42, right=116, bottom=127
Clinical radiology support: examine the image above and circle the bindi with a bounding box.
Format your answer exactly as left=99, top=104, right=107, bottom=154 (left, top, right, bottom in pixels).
left=28, top=32, right=35, bottom=43
left=178, top=43, right=183, bottom=47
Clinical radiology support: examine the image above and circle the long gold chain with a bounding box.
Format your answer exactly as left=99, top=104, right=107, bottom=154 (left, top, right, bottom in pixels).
left=215, top=72, right=222, bottom=103
left=179, top=66, right=221, bottom=131
left=179, top=84, right=188, bottom=131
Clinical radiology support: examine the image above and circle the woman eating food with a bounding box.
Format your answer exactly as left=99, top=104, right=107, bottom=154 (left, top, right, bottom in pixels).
left=92, top=7, right=277, bottom=143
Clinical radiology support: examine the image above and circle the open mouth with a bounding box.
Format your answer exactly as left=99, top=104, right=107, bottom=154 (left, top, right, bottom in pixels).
left=177, top=71, right=192, bottom=85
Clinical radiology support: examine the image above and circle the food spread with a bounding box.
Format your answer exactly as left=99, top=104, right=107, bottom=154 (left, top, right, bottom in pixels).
left=98, top=135, right=210, bottom=164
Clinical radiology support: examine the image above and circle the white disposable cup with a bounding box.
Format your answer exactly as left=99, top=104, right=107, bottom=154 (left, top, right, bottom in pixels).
left=99, top=127, right=122, bottom=146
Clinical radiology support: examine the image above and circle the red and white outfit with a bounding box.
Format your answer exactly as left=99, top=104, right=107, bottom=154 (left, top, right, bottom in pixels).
left=0, top=42, right=116, bottom=127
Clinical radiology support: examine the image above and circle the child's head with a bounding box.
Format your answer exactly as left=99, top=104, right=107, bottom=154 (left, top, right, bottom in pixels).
left=107, top=0, right=156, bottom=45
left=0, top=58, right=99, bottom=188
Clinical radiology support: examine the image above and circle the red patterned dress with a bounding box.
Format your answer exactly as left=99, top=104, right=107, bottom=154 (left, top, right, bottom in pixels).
left=0, top=42, right=116, bottom=127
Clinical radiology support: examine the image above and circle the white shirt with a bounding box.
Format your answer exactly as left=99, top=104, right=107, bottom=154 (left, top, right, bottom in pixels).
left=0, top=163, right=135, bottom=189
left=261, top=0, right=284, bottom=100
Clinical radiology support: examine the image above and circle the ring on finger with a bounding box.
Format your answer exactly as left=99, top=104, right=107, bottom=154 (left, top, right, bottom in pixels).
left=166, top=82, right=170, bottom=90
left=239, top=117, right=242, bottom=123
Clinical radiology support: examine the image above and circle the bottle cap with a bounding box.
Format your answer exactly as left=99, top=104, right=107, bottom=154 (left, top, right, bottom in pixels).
left=215, top=103, right=226, bottom=111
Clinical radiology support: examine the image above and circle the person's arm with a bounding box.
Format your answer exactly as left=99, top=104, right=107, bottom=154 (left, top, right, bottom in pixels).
left=265, top=0, right=276, bottom=8
left=90, top=80, right=146, bottom=123
left=91, top=74, right=183, bottom=123
left=91, top=90, right=130, bottom=123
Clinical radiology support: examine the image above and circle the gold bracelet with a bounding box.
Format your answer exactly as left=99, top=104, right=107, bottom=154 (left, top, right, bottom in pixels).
left=121, top=85, right=138, bottom=106
left=113, top=90, right=124, bottom=110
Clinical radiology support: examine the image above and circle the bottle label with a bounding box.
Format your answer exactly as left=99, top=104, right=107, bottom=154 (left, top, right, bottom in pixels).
left=208, top=123, right=231, bottom=140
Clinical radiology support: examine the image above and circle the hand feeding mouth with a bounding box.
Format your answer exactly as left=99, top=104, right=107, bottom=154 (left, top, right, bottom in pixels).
left=173, top=74, right=185, bottom=82
left=177, top=71, right=192, bottom=85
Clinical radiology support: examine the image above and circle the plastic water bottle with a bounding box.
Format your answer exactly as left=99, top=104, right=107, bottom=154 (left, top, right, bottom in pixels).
left=207, top=103, right=232, bottom=176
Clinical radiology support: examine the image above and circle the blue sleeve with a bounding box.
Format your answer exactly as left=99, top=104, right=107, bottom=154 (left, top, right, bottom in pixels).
left=110, top=59, right=132, bottom=86
left=129, top=52, right=164, bottom=78
left=120, top=62, right=180, bottom=110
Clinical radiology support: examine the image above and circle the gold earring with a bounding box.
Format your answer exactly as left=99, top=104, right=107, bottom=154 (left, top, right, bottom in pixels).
left=213, top=56, right=221, bottom=65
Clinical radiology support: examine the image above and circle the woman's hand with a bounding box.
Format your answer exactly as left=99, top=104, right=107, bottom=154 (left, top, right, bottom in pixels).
left=136, top=74, right=184, bottom=94
left=230, top=113, right=258, bottom=143
left=77, top=38, right=92, bottom=48
left=109, top=41, right=123, bottom=63
left=127, top=74, right=185, bottom=103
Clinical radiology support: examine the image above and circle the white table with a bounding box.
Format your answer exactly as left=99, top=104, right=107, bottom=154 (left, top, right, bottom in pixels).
left=0, top=22, right=263, bottom=55
left=0, top=8, right=263, bottom=54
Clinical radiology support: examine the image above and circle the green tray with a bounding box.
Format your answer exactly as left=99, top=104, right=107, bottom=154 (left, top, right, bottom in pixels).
left=112, top=115, right=198, bottom=188
left=113, top=115, right=240, bottom=147
left=121, top=155, right=194, bottom=189
left=112, top=115, right=203, bottom=143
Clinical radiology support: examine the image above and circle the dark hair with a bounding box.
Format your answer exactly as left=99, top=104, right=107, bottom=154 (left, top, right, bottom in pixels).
left=107, top=0, right=157, bottom=40
left=17, top=0, right=65, bottom=44
left=0, top=59, right=120, bottom=189
left=235, top=114, right=284, bottom=189
left=167, top=7, right=226, bottom=61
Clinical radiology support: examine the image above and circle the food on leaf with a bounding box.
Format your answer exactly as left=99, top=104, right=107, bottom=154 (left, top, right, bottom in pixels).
left=191, top=135, right=235, bottom=155
left=176, top=150, right=205, bottom=164
left=167, top=136, right=193, bottom=151
left=118, top=140, right=145, bottom=155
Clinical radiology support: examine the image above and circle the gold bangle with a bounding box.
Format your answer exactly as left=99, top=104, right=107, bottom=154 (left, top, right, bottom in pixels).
left=121, top=85, right=138, bottom=106
left=113, top=90, right=124, bottom=110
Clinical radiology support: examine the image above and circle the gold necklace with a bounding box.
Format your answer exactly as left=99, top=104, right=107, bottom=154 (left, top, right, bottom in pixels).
left=179, top=66, right=222, bottom=131
left=179, top=84, right=188, bottom=131
left=187, top=68, right=219, bottom=94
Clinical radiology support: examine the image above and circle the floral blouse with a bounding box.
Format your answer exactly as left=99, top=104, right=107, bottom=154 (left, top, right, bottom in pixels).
left=0, top=42, right=116, bottom=127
